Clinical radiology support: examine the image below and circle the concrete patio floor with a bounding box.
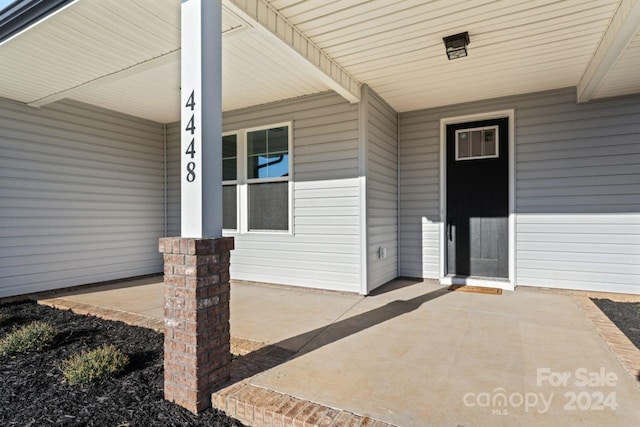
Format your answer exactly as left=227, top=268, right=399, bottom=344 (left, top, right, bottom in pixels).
left=37, top=276, right=640, bottom=426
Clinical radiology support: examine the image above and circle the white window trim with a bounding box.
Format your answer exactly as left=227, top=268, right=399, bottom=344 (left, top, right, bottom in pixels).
left=455, top=125, right=499, bottom=161
left=223, top=122, right=294, bottom=235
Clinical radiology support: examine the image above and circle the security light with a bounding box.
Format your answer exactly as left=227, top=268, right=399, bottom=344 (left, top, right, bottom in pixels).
left=443, top=32, right=470, bottom=60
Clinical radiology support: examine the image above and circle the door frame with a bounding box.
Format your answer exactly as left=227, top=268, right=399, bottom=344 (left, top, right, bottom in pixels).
left=438, top=109, right=516, bottom=291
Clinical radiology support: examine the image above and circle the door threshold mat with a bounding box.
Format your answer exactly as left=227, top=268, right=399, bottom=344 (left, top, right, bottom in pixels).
left=448, top=285, right=503, bottom=295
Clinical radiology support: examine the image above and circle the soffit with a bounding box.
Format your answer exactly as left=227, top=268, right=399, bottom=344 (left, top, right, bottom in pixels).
left=0, top=0, right=328, bottom=122
left=2, top=0, right=638, bottom=120
left=267, top=0, right=624, bottom=111
left=0, top=0, right=180, bottom=105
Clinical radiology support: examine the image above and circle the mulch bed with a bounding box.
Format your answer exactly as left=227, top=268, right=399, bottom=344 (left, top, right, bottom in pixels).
left=592, top=298, right=640, bottom=351
left=0, top=301, right=245, bottom=427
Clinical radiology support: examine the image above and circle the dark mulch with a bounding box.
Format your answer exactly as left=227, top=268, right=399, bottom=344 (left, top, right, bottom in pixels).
left=592, top=298, right=640, bottom=351
left=0, top=301, right=245, bottom=427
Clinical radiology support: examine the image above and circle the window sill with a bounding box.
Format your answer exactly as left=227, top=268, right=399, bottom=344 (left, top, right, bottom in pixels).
left=222, top=230, right=294, bottom=237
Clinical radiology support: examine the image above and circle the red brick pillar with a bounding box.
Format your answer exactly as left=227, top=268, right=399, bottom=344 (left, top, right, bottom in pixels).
left=159, top=237, right=234, bottom=414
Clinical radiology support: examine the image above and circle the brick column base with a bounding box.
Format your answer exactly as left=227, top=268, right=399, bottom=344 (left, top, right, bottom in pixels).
left=159, top=237, right=234, bottom=414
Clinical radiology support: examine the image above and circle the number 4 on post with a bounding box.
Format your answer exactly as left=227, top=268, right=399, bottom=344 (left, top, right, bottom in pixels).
left=185, top=139, right=195, bottom=158
left=185, top=90, right=195, bottom=110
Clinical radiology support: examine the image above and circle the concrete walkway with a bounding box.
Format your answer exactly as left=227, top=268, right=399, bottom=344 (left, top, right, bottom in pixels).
left=38, top=276, right=640, bottom=426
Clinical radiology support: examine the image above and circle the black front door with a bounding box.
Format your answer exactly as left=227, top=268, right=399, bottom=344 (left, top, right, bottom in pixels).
left=446, top=118, right=508, bottom=278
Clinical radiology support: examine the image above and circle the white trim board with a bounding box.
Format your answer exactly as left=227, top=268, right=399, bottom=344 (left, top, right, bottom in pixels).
left=358, top=85, right=369, bottom=295
left=438, top=109, right=516, bottom=291
left=223, top=0, right=361, bottom=104
left=441, top=276, right=510, bottom=289
left=577, top=0, right=640, bottom=102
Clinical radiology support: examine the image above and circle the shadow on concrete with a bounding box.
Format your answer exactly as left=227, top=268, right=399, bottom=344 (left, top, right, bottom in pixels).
left=368, top=277, right=425, bottom=296
left=229, top=284, right=451, bottom=383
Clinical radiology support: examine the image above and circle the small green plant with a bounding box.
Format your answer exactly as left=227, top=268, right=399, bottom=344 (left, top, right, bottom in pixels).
left=0, top=311, right=6, bottom=325
left=62, top=344, right=129, bottom=385
left=0, top=321, right=56, bottom=356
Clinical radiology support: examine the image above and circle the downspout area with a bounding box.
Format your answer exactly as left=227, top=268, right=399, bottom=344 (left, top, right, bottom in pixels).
left=163, top=123, right=168, bottom=237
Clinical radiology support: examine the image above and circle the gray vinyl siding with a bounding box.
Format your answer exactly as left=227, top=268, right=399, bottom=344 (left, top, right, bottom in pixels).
left=398, top=107, right=440, bottom=279
left=399, top=87, right=640, bottom=294
left=0, top=97, right=165, bottom=298
left=168, top=92, right=362, bottom=292
left=226, top=92, right=361, bottom=292
left=365, top=87, right=398, bottom=291
left=166, top=122, right=181, bottom=237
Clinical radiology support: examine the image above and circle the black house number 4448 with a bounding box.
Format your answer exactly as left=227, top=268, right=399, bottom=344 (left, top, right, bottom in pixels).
left=185, top=90, right=196, bottom=183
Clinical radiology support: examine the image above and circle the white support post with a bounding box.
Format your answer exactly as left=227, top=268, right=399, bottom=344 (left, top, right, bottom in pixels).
left=181, top=0, right=223, bottom=238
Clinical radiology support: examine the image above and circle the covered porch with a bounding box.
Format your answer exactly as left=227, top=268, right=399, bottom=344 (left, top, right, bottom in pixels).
left=37, top=278, right=640, bottom=426
left=2, top=0, right=640, bottom=423
left=2, top=0, right=640, bottom=298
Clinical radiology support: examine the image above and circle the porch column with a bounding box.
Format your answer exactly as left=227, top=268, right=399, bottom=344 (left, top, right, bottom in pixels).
left=181, top=0, right=222, bottom=238
left=160, top=237, right=232, bottom=413
left=161, top=0, right=231, bottom=414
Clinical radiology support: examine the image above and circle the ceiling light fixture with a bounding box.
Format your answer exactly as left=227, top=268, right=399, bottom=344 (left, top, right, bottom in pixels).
left=443, top=32, right=470, bottom=60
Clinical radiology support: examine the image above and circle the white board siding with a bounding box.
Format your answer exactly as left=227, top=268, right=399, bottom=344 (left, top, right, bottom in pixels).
left=0, top=97, right=165, bottom=298
left=399, top=87, right=640, bottom=294
left=365, top=87, right=398, bottom=291
left=168, top=92, right=362, bottom=292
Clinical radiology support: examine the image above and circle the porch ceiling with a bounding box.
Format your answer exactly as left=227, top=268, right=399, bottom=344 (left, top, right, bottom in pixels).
left=268, top=0, right=638, bottom=112
left=0, top=0, right=329, bottom=123
left=1, top=0, right=639, bottom=122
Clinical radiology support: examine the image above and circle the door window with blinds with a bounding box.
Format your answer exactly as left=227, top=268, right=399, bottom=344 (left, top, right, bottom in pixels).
left=455, top=126, right=499, bottom=160
left=222, top=123, right=292, bottom=233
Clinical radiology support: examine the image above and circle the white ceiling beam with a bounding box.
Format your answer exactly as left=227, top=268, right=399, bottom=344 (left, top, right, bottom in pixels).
left=28, top=49, right=180, bottom=108
left=577, top=0, right=640, bottom=102
left=223, top=0, right=361, bottom=103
